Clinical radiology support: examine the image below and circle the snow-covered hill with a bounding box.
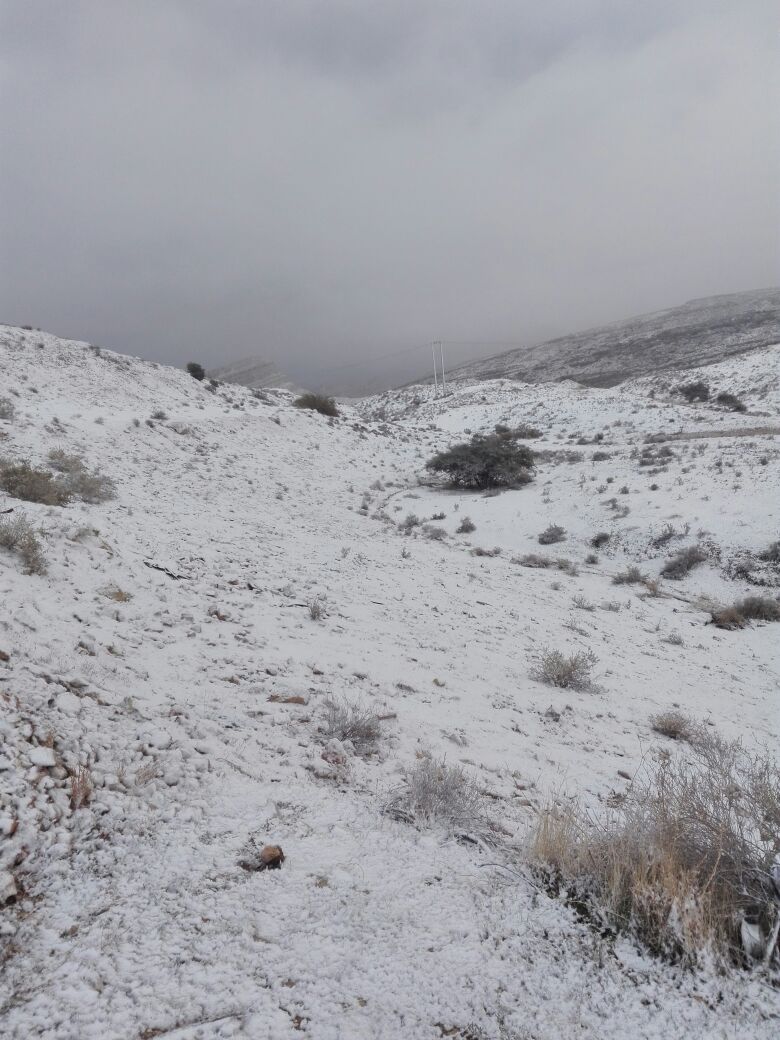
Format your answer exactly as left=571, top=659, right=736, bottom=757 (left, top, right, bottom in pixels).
left=441, top=287, right=780, bottom=388
left=0, top=324, right=778, bottom=1039
left=208, top=355, right=302, bottom=393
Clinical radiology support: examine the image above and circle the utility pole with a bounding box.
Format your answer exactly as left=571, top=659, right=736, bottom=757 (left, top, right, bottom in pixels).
left=439, top=341, right=446, bottom=395
left=431, top=342, right=439, bottom=396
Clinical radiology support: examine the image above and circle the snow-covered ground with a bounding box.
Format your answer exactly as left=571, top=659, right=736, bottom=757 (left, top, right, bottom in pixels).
left=0, top=326, right=778, bottom=1039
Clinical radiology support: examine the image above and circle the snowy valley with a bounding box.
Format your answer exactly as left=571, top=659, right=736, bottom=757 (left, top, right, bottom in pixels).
left=0, top=326, right=779, bottom=1039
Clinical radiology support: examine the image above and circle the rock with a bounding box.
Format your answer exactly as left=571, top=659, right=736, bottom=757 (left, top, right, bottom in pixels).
left=0, top=871, right=17, bottom=905
left=28, top=746, right=56, bottom=768
left=239, top=843, right=285, bottom=872
left=0, top=650, right=9, bottom=663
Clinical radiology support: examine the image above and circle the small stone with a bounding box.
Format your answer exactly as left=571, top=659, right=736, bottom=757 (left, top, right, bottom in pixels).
left=0, top=871, right=17, bottom=906
left=239, top=843, right=285, bottom=872
left=28, top=746, right=56, bottom=768
left=259, top=844, right=285, bottom=870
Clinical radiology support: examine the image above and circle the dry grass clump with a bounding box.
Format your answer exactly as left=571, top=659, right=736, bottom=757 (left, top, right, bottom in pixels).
left=293, top=392, right=339, bottom=417
left=102, top=583, right=132, bottom=602
left=530, top=734, right=780, bottom=969
left=322, top=696, right=381, bottom=754
left=0, top=398, right=15, bottom=421
left=0, top=459, right=71, bottom=505
left=69, top=765, right=93, bottom=809
left=759, top=540, right=780, bottom=565
left=0, top=513, right=47, bottom=574
left=538, top=524, right=566, bottom=545
left=661, top=545, right=708, bottom=580
left=737, top=595, right=780, bottom=621
left=0, top=454, right=115, bottom=506
left=711, top=595, right=780, bottom=629
left=386, top=756, right=486, bottom=835
left=649, top=710, right=694, bottom=741
left=516, top=554, right=579, bottom=576
left=531, top=648, right=598, bottom=690
left=47, top=448, right=85, bottom=473
left=456, top=516, right=476, bottom=534
left=64, top=466, right=116, bottom=503
left=612, top=565, right=647, bottom=585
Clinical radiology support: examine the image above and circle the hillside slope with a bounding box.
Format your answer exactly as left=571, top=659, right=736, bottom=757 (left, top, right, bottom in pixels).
left=0, top=325, right=779, bottom=1038
left=444, top=287, right=780, bottom=388
left=208, top=355, right=302, bottom=393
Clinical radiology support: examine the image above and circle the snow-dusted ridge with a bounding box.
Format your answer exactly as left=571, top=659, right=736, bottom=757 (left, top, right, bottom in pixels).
left=0, top=325, right=778, bottom=1038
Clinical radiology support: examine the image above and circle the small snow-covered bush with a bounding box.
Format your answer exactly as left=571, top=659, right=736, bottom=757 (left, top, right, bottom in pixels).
left=538, top=524, right=566, bottom=545
left=531, top=648, right=597, bottom=690
left=398, top=513, right=421, bottom=533
left=386, top=756, right=485, bottom=834
left=530, top=734, right=780, bottom=969
left=650, top=710, right=693, bottom=741
left=612, top=565, right=647, bottom=585
left=322, top=697, right=381, bottom=754
left=64, top=467, right=116, bottom=503
left=591, top=531, right=610, bottom=549
left=293, top=393, right=339, bottom=417
left=456, top=516, right=476, bottom=534
left=0, top=513, right=47, bottom=574
left=423, top=524, right=447, bottom=541
left=47, top=448, right=85, bottom=473
left=661, top=545, right=708, bottom=580
left=0, top=398, right=15, bottom=421
left=426, top=434, right=534, bottom=490
left=47, top=449, right=116, bottom=503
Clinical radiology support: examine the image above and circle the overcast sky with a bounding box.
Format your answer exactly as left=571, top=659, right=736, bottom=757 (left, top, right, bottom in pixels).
left=1, top=1, right=777, bottom=389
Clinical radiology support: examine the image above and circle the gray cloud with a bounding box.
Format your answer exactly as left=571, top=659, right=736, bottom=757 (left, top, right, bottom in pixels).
left=1, top=1, right=777, bottom=391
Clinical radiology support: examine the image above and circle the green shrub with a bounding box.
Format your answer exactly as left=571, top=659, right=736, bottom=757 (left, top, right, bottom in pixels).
left=426, top=434, right=534, bottom=490
left=186, top=362, right=206, bottom=381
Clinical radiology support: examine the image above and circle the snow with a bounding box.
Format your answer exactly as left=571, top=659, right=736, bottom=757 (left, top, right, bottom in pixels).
left=0, top=325, right=778, bottom=1038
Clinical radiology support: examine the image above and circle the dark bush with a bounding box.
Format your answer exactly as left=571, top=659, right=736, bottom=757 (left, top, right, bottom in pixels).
left=715, top=391, right=747, bottom=413
left=538, top=524, right=566, bottom=545
left=660, top=545, right=708, bottom=580
left=294, top=393, right=340, bottom=417
left=591, top=531, right=611, bottom=549
left=456, top=516, right=476, bottom=534
left=759, top=540, right=780, bottom=564
left=678, top=381, right=710, bottom=403
left=186, top=362, right=206, bottom=381
left=426, top=434, right=534, bottom=490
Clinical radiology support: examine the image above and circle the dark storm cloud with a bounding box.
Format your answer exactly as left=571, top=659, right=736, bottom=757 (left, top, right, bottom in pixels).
left=1, top=2, right=777, bottom=391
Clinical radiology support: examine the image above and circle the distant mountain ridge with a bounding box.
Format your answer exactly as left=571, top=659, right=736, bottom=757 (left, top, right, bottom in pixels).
left=440, top=287, right=780, bottom=388
left=208, top=356, right=302, bottom=393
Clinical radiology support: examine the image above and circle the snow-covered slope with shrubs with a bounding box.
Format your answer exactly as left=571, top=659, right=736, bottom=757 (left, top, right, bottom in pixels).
left=0, top=325, right=778, bottom=1039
